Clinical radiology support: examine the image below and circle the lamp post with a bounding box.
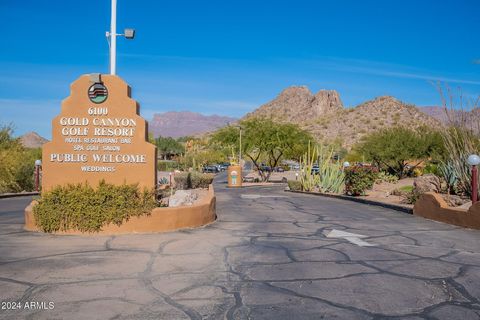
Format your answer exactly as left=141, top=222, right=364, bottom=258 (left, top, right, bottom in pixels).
left=106, top=0, right=135, bottom=75
left=239, top=126, right=242, bottom=168
left=34, top=159, right=42, bottom=192
left=468, top=154, right=480, bottom=204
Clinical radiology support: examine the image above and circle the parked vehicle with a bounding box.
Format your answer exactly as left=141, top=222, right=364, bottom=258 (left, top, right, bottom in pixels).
left=274, top=167, right=285, bottom=172
left=291, top=164, right=300, bottom=171
left=218, top=162, right=230, bottom=171
left=311, top=165, right=320, bottom=175
left=259, top=165, right=272, bottom=172
left=203, top=165, right=219, bottom=173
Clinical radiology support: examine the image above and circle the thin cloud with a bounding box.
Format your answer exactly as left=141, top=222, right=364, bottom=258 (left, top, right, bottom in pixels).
left=292, top=56, right=480, bottom=86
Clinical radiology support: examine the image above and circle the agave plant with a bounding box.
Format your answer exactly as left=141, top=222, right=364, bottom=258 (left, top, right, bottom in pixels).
left=316, top=146, right=345, bottom=193
left=439, top=160, right=457, bottom=194
left=441, top=127, right=479, bottom=197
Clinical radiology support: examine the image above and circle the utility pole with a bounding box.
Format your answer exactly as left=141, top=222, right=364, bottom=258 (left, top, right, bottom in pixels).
left=110, top=0, right=117, bottom=75
left=239, top=126, right=242, bottom=168
left=106, top=0, right=135, bottom=75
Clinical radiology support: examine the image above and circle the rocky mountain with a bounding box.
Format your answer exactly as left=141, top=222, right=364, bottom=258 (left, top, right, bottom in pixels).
left=305, top=96, right=440, bottom=148
left=244, top=86, right=343, bottom=123
left=19, top=132, right=49, bottom=148
left=245, top=86, right=440, bottom=148
left=149, top=111, right=237, bottom=138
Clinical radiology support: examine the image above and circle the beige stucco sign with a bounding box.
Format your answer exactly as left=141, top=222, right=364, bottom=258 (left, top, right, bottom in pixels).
left=42, top=74, right=156, bottom=191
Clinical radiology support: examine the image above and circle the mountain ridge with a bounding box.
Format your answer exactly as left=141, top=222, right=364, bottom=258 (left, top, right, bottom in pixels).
left=244, top=86, right=440, bottom=148
left=149, top=111, right=237, bottom=138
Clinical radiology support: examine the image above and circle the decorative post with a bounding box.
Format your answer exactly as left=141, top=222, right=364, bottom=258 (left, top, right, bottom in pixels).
left=467, top=154, right=480, bottom=204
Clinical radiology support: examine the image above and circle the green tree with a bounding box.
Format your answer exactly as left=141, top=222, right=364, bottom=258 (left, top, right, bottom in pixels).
left=212, top=118, right=313, bottom=181
left=0, top=125, right=41, bottom=192
left=353, top=126, right=444, bottom=178
left=154, top=136, right=185, bottom=160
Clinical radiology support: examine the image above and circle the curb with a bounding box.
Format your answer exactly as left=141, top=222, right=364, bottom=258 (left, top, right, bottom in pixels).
left=285, top=189, right=413, bottom=214
left=0, top=192, right=39, bottom=199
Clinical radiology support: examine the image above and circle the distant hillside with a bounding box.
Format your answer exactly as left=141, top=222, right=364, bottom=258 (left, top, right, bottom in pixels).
left=20, top=132, right=49, bottom=148
left=419, top=106, right=480, bottom=132
left=149, top=111, right=237, bottom=138
left=245, top=86, right=440, bottom=148
left=418, top=106, right=449, bottom=123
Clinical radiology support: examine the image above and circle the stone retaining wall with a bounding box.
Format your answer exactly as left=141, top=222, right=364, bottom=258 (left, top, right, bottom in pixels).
left=24, top=185, right=216, bottom=235
left=413, top=192, right=480, bottom=230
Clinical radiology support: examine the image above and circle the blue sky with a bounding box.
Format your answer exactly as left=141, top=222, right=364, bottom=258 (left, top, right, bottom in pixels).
left=1, top=0, right=479, bottom=139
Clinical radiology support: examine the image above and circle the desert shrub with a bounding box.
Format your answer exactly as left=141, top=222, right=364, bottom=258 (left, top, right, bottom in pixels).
left=401, top=189, right=421, bottom=204
left=375, top=171, right=398, bottom=184
left=391, top=185, right=414, bottom=196
left=288, top=180, right=302, bottom=191
left=345, top=166, right=378, bottom=196
left=33, top=181, right=156, bottom=233
left=423, top=162, right=440, bottom=176
left=0, top=126, right=42, bottom=193
left=157, top=160, right=180, bottom=171
left=174, top=172, right=214, bottom=189
left=412, top=167, right=423, bottom=177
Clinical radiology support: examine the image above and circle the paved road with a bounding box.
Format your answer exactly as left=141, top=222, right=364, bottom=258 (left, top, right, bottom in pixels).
left=1, top=176, right=480, bottom=319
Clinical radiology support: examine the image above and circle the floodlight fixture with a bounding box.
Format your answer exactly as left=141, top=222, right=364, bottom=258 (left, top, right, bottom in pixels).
left=124, top=29, right=135, bottom=39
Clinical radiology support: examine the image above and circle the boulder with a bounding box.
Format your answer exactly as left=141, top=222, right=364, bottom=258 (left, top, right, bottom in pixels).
left=413, top=174, right=441, bottom=194
left=441, top=194, right=471, bottom=207
left=169, top=190, right=198, bottom=207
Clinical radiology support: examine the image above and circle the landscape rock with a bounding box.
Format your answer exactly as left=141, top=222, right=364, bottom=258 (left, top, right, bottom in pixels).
left=169, top=190, right=198, bottom=207
left=413, top=174, right=441, bottom=194
left=441, top=194, right=471, bottom=207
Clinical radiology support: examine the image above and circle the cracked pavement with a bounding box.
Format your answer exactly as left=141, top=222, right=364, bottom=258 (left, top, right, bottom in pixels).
left=1, top=174, right=480, bottom=319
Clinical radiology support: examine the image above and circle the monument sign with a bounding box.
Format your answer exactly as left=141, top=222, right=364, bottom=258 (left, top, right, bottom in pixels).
left=42, top=74, right=157, bottom=191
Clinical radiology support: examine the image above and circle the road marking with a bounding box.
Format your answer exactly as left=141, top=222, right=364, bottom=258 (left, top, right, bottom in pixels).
left=240, top=194, right=287, bottom=199
left=325, top=229, right=376, bottom=247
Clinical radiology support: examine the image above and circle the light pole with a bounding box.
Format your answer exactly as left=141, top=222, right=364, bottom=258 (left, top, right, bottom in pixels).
left=468, top=154, right=480, bottom=204
left=239, top=126, right=242, bottom=168
left=34, top=159, right=42, bottom=192
left=106, top=0, right=135, bottom=75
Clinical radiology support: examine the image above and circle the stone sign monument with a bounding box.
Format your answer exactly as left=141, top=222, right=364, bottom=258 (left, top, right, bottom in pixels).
left=42, top=74, right=157, bottom=191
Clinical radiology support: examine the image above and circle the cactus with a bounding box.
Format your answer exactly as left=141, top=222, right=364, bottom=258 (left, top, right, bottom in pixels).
left=299, top=142, right=344, bottom=193
left=299, top=142, right=320, bottom=191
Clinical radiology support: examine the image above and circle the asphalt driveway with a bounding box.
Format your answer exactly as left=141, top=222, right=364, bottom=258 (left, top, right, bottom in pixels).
left=1, top=176, right=480, bottom=319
